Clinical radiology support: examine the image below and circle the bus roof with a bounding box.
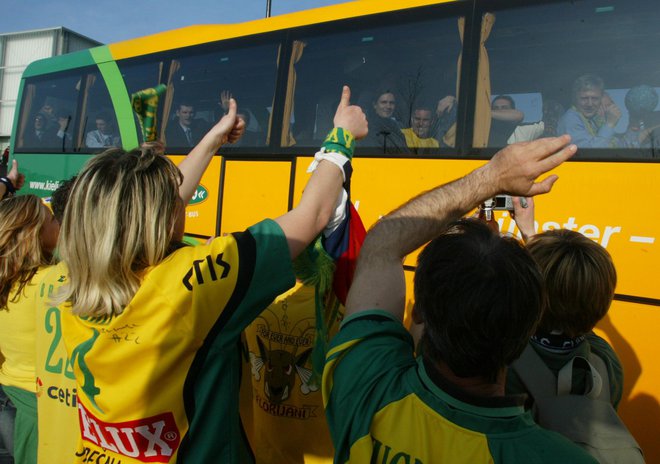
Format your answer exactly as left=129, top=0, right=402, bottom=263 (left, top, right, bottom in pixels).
left=107, top=0, right=455, bottom=60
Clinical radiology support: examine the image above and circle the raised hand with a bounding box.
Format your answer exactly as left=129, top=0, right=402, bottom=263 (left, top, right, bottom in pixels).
left=7, top=159, right=25, bottom=191
left=333, top=86, right=368, bottom=140
left=484, top=135, right=577, bottom=197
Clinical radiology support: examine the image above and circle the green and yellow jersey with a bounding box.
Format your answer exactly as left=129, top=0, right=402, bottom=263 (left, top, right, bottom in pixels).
left=323, top=311, right=598, bottom=464
left=52, top=219, right=294, bottom=463
left=35, top=265, right=79, bottom=463
left=243, top=283, right=340, bottom=464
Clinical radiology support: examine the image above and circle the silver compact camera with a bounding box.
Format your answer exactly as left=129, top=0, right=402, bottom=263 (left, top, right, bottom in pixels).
left=493, top=195, right=514, bottom=211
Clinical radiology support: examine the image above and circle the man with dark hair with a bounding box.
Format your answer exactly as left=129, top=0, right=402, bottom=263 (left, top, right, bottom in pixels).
left=323, top=135, right=598, bottom=463
left=165, top=102, right=207, bottom=148
left=86, top=113, right=120, bottom=148
left=489, top=94, right=524, bottom=146
left=557, top=74, right=621, bottom=148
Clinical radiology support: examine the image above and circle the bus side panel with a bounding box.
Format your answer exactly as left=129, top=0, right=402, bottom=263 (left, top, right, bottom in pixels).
left=595, top=300, right=660, bottom=463
left=499, top=162, right=659, bottom=301
left=219, top=160, right=291, bottom=235
left=170, top=155, right=223, bottom=238
left=13, top=153, right=92, bottom=198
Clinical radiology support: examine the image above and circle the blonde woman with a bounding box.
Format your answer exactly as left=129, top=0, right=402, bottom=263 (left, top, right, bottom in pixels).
left=45, top=87, right=367, bottom=463
left=0, top=194, right=59, bottom=464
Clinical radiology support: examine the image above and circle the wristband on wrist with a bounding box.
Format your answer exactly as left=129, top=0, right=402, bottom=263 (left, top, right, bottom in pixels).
left=322, top=127, right=355, bottom=160
left=0, top=176, right=15, bottom=197
left=306, top=150, right=351, bottom=183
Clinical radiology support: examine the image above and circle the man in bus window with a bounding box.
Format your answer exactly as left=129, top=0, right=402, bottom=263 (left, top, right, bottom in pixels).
left=361, top=90, right=409, bottom=155
left=402, top=105, right=439, bottom=150
left=86, top=113, right=120, bottom=148
left=489, top=95, right=524, bottom=146
left=166, top=102, right=208, bottom=148
left=557, top=74, right=621, bottom=148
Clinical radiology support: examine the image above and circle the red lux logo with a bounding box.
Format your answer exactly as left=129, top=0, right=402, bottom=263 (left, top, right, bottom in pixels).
left=78, top=402, right=180, bottom=462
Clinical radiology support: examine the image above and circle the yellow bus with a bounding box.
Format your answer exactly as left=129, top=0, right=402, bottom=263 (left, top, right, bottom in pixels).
left=11, top=0, right=660, bottom=459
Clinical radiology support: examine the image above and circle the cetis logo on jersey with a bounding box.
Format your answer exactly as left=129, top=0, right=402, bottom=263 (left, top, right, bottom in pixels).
left=78, top=402, right=180, bottom=462
left=188, top=185, right=208, bottom=205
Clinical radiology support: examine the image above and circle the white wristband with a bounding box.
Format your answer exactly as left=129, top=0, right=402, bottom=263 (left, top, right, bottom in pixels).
left=307, top=150, right=350, bottom=182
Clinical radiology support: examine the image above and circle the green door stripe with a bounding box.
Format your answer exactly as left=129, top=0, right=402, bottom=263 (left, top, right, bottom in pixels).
left=90, top=47, right=139, bottom=149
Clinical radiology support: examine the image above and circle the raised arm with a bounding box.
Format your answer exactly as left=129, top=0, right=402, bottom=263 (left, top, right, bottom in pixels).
left=345, top=136, right=577, bottom=319
left=492, top=108, right=524, bottom=123
left=177, top=98, right=245, bottom=203
left=0, top=160, right=25, bottom=200
left=274, top=85, right=368, bottom=260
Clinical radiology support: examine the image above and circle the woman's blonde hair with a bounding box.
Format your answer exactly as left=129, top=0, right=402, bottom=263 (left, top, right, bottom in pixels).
left=58, top=147, right=183, bottom=317
left=0, top=195, right=52, bottom=309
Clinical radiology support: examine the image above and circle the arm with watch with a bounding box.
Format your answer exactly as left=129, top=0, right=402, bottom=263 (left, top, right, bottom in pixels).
left=0, top=159, right=25, bottom=200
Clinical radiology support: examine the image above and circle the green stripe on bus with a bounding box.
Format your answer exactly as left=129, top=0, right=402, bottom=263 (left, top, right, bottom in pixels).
left=23, top=49, right=96, bottom=77
left=90, top=47, right=140, bottom=149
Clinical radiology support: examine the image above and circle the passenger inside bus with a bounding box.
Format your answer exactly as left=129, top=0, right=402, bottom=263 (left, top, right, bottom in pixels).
left=85, top=113, right=120, bottom=148
left=488, top=95, right=524, bottom=146
left=619, top=85, right=660, bottom=150
left=218, top=91, right=264, bottom=147
left=23, top=113, right=57, bottom=148
left=557, top=74, right=621, bottom=148
left=165, top=102, right=209, bottom=148
left=402, top=104, right=439, bottom=150
left=360, top=89, right=409, bottom=154
left=507, top=99, right=564, bottom=144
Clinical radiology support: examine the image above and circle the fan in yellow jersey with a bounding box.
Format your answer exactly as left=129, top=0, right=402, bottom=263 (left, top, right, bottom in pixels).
left=243, top=283, right=342, bottom=463
left=0, top=184, right=58, bottom=463
left=41, top=87, right=367, bottom=463
left=33, top=176, right=79, bottom=463
left=323, top=135, right=598, bottom=463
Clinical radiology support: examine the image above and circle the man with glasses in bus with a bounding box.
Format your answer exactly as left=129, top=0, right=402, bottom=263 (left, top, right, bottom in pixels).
left=323, top=135, right=598, bottom=463
left=558, top=74, right=621, bottom=148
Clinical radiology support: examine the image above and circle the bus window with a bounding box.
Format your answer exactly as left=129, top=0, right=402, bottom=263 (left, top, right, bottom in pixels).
left=15, top=71, right=81, bottom=153
left=480, top=0, right=660, bottom=159
left=164, top=41, right=280, bottom=153
left=289, top=13, right=462, bottom=156
left=80, top=70, right=121, bottom=151
left=117, top=59, right=165, bottom=146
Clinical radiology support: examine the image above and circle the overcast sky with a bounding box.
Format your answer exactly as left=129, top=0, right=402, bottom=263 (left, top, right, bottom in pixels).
left=0, top=0, right=343, bottom=44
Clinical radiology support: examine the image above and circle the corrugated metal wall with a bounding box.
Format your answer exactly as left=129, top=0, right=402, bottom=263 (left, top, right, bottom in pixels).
left=0, top=31, right=54, bottom=137
left=0, top=29, right=101, bottom=146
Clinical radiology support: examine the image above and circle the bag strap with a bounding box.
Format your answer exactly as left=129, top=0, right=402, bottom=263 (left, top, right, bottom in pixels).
left=557, top=356, right=603, bottom=399
left=511, top=344, right=557, bottom=397
left=588, top=351, right=611, bottom=403
left=513, top=343, right=613, bottom=402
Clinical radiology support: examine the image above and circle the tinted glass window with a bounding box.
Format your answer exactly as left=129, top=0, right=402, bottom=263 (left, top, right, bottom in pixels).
left=117, top=60, right=165, bottom=146
left=291, top=13, right=462, bottom=156
left=482, top=0, right=660, bottom=159
left=80, top=70, right=121, bottom=151
left=165, top=42, right=280, bottom=152
left=16, top=71, right=81, bottom=153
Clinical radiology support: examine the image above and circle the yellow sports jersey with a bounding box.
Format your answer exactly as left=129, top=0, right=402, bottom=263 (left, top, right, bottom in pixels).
left=0, top=269, right=43, bottom=392
left=55, top=220, right=294, bottom=463
left=34, top=264, right=79, bottom=463
left=401, top=128, right=440, bottom=149
left=243, top=283, right=341, bottom=463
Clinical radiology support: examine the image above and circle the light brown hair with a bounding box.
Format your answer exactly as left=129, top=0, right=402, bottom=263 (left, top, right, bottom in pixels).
left=527, top=229, right=616, bottom=337
left=0, top=195, right=52, bottom=309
